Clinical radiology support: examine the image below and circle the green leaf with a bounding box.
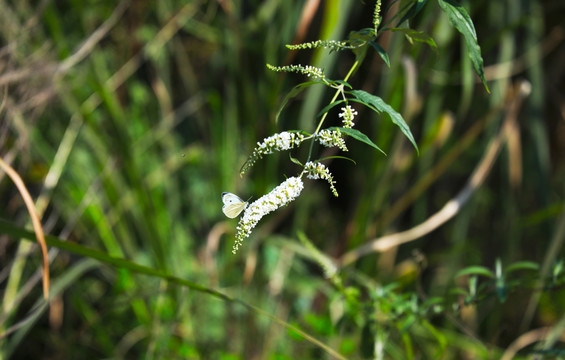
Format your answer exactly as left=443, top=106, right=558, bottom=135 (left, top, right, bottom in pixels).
left=389, top=28, right=437, bottom=48
left=449, top=288, right=468, bottom=296
left=455, top=266, right=495, bottom=278
left=317, top=100, right=346, bottom=118
left=437, top=0, right=489, bottom=92
left=328, top=127, right=386, bottom=155
left=348, top=90, right=419, bottom=153
left=289, top=154, right=303, bottom=167
left=349, top=28, right=375, bottom=43
left=422, top=297, right=444, bottom=308
left=348, top=28, right=374, bottom=64
left=276, top=81, right=324, bottom=123
left=395, top=0, right=429, bottom=27
left=304, top=313, right=334, bottom=336
left=368, top=41, right=391, bottom=67
left=421, top=319, right=447, bottom=358
left=333, top=80, right=353, bottom=89
left=504, top=261, right=540, bottom=274
left=317, top=155, right=357, bottom=165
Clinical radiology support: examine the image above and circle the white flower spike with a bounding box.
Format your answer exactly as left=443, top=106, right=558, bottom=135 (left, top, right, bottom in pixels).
left=233, top=177, right=304, bottom=254
left=339, top=105, right=358, bottom=128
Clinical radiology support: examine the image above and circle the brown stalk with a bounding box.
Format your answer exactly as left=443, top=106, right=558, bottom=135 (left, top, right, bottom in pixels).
left=0, top=157, right=49, bottom=299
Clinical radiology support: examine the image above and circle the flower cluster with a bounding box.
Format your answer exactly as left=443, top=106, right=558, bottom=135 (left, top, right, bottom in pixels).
left=339, top=105, right=358, bottom=128
left=373, top=0, right=382, bottom=34
left=241, top=131, right=305, bottom=175
left=286, top=40, right=349, bottom=51
left=304, top=161, right=338, bottom=197
left=317, top=129, right=347, bottom=152
left=266, top=64, right=326, bottom=81
left=233, top=177, right=304, bottom=253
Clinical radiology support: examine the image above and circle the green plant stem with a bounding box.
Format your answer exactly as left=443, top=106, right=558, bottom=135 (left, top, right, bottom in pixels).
left=306, top=58, right=361, bottom=163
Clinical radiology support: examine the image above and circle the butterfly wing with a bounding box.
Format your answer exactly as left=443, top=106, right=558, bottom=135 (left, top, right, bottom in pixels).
left=222, top=192, right=248, bottom=218
left=222, top=192, right=242, bottom=205
left=223, top=203, right=246, bottom=218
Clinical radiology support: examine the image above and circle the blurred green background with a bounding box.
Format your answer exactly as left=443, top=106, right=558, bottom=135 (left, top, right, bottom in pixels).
left=1, top=0, right=564, bottom=358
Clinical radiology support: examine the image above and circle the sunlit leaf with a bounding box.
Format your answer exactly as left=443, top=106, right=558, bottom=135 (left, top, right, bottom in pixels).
left=289, top=154, right=303, bottom=167
left=455, top=266, right=495, bottom=278
left=389, top=28, right=437, bottom=48
left=348, top=90, right=419, bottom=153
left=328, top=126, right=386, bottom=155
left=504, top=261, right=540, bottom=274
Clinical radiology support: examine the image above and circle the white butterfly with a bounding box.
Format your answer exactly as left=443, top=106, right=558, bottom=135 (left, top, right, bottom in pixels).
left=221, top=192, right=248, bottom=218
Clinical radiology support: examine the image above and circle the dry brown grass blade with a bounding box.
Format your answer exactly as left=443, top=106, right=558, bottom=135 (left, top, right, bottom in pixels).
left=294, top=0, right=320, bottom=44
left=0, top=157, right=50, bottom=299
left=501, top=326, right=565, bottom=360
left=284, top=0, right=320, bottom=64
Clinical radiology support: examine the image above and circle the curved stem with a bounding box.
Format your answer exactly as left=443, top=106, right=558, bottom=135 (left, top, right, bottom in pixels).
left=305, top=58, right=361, bottom=163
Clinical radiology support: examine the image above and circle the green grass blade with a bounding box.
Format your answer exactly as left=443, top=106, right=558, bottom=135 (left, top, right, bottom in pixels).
left=0, top=219, right=347, bottom=359
left=3, top=259, right=100, bottom=357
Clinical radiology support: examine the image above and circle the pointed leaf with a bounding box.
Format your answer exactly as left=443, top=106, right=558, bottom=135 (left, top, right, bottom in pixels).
left=504, top=261, right=540, bottom=274
left=276, top=81, right=324, bottom=123
left=333, top=80, right=353, bottom=89
left=349, top=90, right=419, bottom=153
left=289, top=154, right=303, bottom=167
left=389, top=28, right=437, bottom=48
left=437, top=0, right=489, bottom=92
left=396, top=0, right=429, bottom=26
left=369, top=41, right=391, bottom=67
left=328, top=126, right=386, bottom=155
left=317, top=100, right=346, bottom=118
left=455, top=266, right=495, bottom=278
left=348, top=28, right=374, bottom=64
left=449, top=288, right=469, bottom=296
left=317, top=155, right=357, bottom=165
